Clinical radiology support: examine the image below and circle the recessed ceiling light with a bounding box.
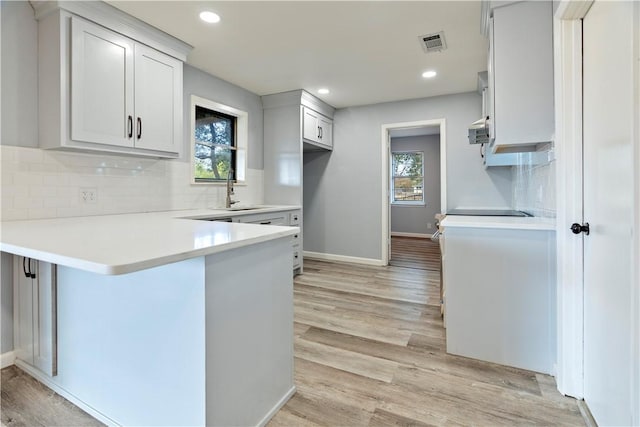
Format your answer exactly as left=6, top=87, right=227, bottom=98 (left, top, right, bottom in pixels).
left=199, top=11, right=220, bottom=24
left=422, top=70, right=437, bottom=79
left=318, top=88, right=330, bottom=95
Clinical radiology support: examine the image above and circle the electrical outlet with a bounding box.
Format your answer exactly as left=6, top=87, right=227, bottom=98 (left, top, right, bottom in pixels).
left=428, top=222, right=432, bottom=229
left=80, top=188, right=97, bottom=204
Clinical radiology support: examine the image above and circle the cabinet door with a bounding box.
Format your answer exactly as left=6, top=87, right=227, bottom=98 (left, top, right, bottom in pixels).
left=13, top=257, right=57, bottom=376
left=318, top=116, right=333, bottom=148
left=487, top=17, right=496, bottom=141
left=302, top=107, right=320, bottom=143
left=34, top=262, right=57, bottom=376
left=134, top=44, right=182, bottom=154
left=70, top=17, right=134, bottom=148
left=14, top=257, right=35, bottom=366
left=492, top=1, right=553, bottom=151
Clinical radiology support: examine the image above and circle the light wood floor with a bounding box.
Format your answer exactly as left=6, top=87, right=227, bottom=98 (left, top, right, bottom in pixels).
left=1, top=237, right=584, bottom=426
left=268, top=236, right=585, bottom=426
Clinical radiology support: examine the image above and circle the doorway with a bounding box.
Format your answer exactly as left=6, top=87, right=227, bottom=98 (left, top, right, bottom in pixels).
left=380, top=119, right=447, bottom=265
left=556, top=1, right=639, bottom=424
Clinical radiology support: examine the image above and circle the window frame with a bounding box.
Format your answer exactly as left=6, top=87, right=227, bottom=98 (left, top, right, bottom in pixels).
left=390, top=150, right=425, bottom=206
left=190, top=95, right=248, bottom=185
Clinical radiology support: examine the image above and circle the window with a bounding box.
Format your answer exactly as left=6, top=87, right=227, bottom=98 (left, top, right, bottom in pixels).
left=191, top=95, right=248, bottom=184
left=391, top=151, right=424, bottom=205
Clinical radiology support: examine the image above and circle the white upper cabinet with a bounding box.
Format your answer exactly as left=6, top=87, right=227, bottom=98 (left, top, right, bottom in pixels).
left=133, top=44, right=182, bottom=153
left=35, top=3, right=191, bottom=158
left=70, top=17, right=134, bottom=148
left=488, top=1, right=554, bottom=154
left=302, top=106, right=333, bottom=150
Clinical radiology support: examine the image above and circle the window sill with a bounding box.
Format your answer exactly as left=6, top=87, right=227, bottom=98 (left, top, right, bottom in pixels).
left=191, top=180, right=248, bottom=186
left=391, top=202, right=427, bottom=207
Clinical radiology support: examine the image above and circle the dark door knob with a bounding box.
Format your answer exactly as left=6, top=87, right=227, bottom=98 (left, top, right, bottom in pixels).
left=571, top=222, right=590, bottom=235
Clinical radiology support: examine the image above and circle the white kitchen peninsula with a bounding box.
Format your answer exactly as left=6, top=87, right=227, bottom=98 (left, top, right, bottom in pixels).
left=0, top=209, right=299, bottom=426
left=441, top=215, right=556, bottom=374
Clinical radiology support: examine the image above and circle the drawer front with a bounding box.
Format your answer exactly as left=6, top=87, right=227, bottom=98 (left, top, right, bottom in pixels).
left=293, top=248, right=301, bottom=268
left=292, top=232, right=300, bottom=246
left=289, top=211, right=300, bottom=226
left=240, top=214, right=287, bottom=226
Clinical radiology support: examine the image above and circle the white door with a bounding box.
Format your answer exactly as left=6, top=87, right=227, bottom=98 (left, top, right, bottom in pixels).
left=133, top=44, right=182, bottom=153
left=70, top=17, right=134, bottom=147
left=582, top=1, right=636, bottom=425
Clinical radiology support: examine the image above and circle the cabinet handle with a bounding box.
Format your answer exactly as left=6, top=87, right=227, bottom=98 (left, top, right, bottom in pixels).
left=137, top=117, right=142, bottom=139
left=317, top=126, right=321, bottom=139
left=127, top=115, right=133, bottom=138
left=260, top=221, right=272, bottom=225
left=480, top=143, right=485, bottom=159
left=23, top=257, right=29, bottom=278
left=23, top=257, right=35, bottom=279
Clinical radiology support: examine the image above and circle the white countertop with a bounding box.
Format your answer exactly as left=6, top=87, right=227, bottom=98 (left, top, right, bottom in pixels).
left=440, top=215, right=556, bottom=231
left=0, top=206, right=300, bottom=275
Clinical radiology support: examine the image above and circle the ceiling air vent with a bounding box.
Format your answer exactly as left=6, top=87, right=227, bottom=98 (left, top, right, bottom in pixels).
left=419, top=31, right=447, bottom=53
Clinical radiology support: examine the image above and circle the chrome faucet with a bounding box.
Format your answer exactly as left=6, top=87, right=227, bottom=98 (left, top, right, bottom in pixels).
left=226, top=169, right=239, bottom=208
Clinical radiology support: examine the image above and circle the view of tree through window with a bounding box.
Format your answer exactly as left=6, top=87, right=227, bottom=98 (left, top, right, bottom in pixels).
left=194, top=106, right=236, bottom=181
left=392, top=151, right=424, bottom=204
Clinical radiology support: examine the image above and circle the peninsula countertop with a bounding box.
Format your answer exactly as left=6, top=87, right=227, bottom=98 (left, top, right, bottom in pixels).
left=0, top=206, right=300, bottom=275
left=440, top=215, right=556, bottom=231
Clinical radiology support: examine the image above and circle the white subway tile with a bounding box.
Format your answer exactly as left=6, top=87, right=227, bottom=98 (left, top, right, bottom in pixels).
left=14, top=197, right=43, bottom=209
left=28, top=207, right=58, bottom=220
left=1, top=208, right=29, bottom=221
left=16, top=148, right=44, bottom=164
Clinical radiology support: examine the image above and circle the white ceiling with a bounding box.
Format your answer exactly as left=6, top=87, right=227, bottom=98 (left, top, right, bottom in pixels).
left=389, top=125, right=440, bottom=138
left=107, top=1, right=488, bottom=109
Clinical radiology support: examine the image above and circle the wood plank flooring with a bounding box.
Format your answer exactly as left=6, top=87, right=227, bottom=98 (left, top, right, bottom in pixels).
left=1, top=237, right=584, bottom=426
left=1, top=365, right=103, bottom=426
left=269, top=236, right=585, bottom=426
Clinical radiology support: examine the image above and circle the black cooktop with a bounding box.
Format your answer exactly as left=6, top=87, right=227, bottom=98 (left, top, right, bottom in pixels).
left=446, top=209, right=532, bottom=217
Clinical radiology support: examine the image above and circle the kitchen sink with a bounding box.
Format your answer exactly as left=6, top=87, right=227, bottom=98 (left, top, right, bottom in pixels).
left=222, top=205, right=269, bottom=211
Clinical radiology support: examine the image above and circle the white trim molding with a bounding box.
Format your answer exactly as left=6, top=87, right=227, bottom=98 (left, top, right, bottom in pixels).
left=257, top=386, right=296, bottom=427
left=303, top=251, right=385, bottom=267
left=1, top=351, right=16, bottom=369
left=390, top=232, right=431, bottom=239
left=553, top=8, right=585, bottom=398
left=380, top=119, right=447, bottom=266
left=14, top=359, right=119, bottom=426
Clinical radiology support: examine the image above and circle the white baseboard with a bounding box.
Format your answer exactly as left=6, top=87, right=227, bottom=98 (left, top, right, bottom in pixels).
left=257, top=385, right=296, bottom=427
left=14, top=360, right=119, bottom=426
left=303, top=251, right=385, bottom=266
left=1, top=351, right=15, bottom=369
left=391, top=232, right=431, bottom=238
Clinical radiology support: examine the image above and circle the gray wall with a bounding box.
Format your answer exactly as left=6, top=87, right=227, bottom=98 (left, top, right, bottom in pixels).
left=183, top=65, right=264, bottom=170
left=303, top=92, right=513, bottom=261
left=1, top=0, right=38, bottom=147
left=390, top=135, right=441, bottom=235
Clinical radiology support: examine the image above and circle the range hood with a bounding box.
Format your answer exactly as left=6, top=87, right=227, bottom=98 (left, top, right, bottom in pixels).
left=468, top=117, right=490, bottom=145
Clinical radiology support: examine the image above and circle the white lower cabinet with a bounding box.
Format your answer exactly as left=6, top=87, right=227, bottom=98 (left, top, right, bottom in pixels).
left=443, top=226, right=556, bottom=374
left=13, top=256, right=57, bottom=377
left=236, top=209, right=302, bottom=274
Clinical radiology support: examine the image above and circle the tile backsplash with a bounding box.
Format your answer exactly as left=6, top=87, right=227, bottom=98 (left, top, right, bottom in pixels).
left=0, top=145, right=264, bottom=221
left=512, top=154, right=556, bottom=218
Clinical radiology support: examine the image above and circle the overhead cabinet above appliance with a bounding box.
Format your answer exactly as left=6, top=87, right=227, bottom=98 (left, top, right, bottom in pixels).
left=482, top=1, right=554, bottom=154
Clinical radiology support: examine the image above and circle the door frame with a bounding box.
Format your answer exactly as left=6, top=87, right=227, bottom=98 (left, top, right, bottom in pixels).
left=555, top=3, right=640, bottom=422
left=380, top=119, right=447, bottom=265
